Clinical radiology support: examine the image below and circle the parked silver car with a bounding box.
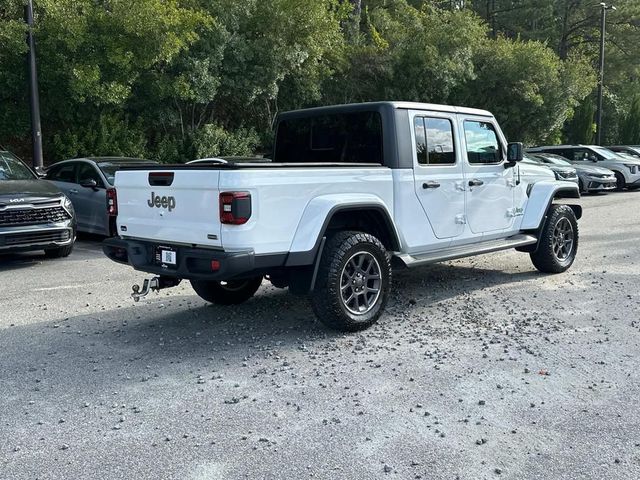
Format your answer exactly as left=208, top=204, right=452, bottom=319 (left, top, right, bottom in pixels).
left=46, top=157, right=157, bottom=236
left=528, top=145, right=640, bottom=191
left=607, top=145, right=640, bottom=159
left=522, top=153, right=579, bottom=185
left=529, top=152, right=616, bottom=193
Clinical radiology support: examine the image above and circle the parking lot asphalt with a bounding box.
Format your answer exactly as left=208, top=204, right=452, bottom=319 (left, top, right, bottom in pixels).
left=1, top=192, right=640, bottom=480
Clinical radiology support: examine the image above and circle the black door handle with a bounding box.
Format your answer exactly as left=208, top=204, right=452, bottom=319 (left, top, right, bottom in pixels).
left=423, top=181, right=441, bottom=189
left=468, top=179, right=484, bottom=187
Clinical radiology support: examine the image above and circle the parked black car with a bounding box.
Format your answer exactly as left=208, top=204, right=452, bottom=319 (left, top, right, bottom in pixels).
left=0, top=150, right=76, bottom=257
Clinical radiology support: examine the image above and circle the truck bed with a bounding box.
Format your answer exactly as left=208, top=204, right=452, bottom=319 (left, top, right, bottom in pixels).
left=113, top=163, right=394, bottom=255
left=120, top=162, right=386, bottom=171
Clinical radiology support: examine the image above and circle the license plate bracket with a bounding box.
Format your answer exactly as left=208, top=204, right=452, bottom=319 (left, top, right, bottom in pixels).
left=155, top=246, right=177, bottom=268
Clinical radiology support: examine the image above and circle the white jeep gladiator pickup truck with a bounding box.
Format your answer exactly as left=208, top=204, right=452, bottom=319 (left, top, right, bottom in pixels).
left=103, top=102, right=581, bottom=331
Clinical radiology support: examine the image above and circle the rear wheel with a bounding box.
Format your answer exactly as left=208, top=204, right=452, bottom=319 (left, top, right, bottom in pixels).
left=530, top=205, right=578, bottom=273
left=614, top=171, right=626, bottom=191
left=44, top=244, right=74, bottom=258
left=191, top=277, right=262, bottom=305
left=311, top=231, right=391, bottom=332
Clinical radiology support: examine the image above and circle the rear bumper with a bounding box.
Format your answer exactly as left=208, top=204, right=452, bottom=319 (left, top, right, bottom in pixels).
left=103, top=237, right=286, bottom=280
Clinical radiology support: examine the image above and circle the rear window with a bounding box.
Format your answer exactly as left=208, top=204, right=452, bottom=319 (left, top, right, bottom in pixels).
left=98, top=161, right=155, bottom=185
left=274, top=111, right=383, bottom=164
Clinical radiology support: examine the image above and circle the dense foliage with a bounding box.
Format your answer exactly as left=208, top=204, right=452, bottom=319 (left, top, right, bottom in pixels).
left=1, top=0, right=638, bottom=164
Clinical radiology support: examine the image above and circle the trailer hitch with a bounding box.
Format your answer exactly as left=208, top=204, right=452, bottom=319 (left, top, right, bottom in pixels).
left=131, top=276, right=181, bottom=302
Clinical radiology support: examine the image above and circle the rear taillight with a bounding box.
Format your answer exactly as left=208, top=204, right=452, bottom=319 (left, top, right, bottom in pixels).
left=107, top=188, right=118, bottom=216
left=220, top=191, right=251, bottom=225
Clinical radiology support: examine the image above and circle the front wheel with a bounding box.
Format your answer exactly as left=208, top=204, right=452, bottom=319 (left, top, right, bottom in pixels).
left=311, top=231, right=391, bottom=332
left=614, top=171, right=626, bottom=191
left=530, top=204, right=578, bottom=273
left=190, top=277, right=262, bottom=305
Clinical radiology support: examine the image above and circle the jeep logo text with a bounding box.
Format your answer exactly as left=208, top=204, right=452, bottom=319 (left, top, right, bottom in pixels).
left=147, top=192, right=176, bottom=212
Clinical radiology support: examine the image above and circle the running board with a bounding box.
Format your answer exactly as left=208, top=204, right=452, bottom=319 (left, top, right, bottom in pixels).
left=396, top=234, right=537, bottom=268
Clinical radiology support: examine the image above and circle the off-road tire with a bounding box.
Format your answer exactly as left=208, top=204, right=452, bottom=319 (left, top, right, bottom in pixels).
left=44, top=244, right=74, bottom=258
left=530, top=204, right=578, bottom=274
left=191, top=277, right=262, bottom=305
left=311, top=231, right=391, bottom=332
left=614, top=171, right=626, bottom=191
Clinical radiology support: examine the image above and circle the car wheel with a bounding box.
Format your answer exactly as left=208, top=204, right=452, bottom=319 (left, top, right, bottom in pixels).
left=44, top=244, right=74, bottom=258
left=530, top=205, right=579, bottom=274
left=311, top=231, right=391, bottom=332
left=190, top=277, right=262, bottom=305
left=614, top=172, right=626, bottom=191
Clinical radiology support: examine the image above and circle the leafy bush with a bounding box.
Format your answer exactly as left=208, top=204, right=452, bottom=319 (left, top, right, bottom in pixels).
left=192, top=124, right=260, bottom=159
left=50, top=114, right=148, bottom=163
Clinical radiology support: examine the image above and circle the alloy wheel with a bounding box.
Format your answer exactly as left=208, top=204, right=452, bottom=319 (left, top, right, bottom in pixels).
left=340, top=251, right=382, bottom=315
left=552, top=217, right=574, bottom=260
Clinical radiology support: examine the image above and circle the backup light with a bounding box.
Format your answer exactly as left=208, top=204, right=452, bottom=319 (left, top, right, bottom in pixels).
left=219, top=191, right=251, bottom=225
left=107, top=188, right=118, bottom=216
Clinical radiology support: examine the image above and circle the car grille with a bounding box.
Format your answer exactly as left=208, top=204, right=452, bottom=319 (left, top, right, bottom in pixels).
left=3, top=230, right=71, bottom=247
left=0, top=206, right=71, bottom=226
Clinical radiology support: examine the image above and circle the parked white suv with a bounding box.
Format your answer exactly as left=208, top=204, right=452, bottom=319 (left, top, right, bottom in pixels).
left=528, top=144, right=640, bottom=191
left=104, top=102, right=581, bottom=331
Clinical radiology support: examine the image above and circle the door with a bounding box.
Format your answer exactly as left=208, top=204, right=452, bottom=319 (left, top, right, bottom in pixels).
left=75, top=162, right=108, bottom=234
left=46, top=162, right=77, bottom=198
left=461, top=118, right=515, bottom=234
left=411, top=112, right=465, bottom=239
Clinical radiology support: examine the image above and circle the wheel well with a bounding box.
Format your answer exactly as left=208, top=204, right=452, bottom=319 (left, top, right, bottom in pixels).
left=551, top=188, right=581, bottom=220
left=552, top=188, right=580, bottom=200
left=325, top=208, right=400, bottom=251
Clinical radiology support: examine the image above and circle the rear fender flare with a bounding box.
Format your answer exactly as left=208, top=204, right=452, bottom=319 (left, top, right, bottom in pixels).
left=285, top=194, right=400, bottom=267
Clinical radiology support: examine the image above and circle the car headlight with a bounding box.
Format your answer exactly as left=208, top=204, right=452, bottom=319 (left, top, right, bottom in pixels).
left=62, top=195, right=74, bottom=215
left=555, top=171, right=570, bottom=180
left=623, top=164, right=638, bottom=174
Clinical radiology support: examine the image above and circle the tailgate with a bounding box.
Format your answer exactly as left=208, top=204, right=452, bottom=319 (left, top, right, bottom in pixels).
left=114, top=169, right=222, bottom=247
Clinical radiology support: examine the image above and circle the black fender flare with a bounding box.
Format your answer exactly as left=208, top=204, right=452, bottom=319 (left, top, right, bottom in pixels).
left=285, top=204, right=401, bottom=268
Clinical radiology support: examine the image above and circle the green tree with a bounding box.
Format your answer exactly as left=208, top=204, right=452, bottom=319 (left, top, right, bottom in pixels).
left=620, top=95, right=640, bottom=145
left=565, top=99, right=596, bottom=144
left=455, top=37, right=595, bottom=144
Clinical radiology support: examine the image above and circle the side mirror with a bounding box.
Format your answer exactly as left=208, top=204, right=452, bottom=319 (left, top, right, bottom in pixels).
left=80, top=178, right=98, bottom=190
left=34, top=166, right=47, bottom=178
left=506, top=142, right=524, bottom=166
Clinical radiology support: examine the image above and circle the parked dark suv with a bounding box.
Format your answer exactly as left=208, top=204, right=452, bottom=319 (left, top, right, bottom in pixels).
left=0, top=150, right=76, bottom=257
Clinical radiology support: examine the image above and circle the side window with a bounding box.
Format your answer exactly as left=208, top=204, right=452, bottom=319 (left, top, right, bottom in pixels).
left=571, top=149, right=592, bottom=162
left=47, top=163, right=76, bottom=183
left=77, top=163, right=104, bottom=187
left=413, top=116, right=456, bottom=165
left=464, top=121, right=502, bottom=164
